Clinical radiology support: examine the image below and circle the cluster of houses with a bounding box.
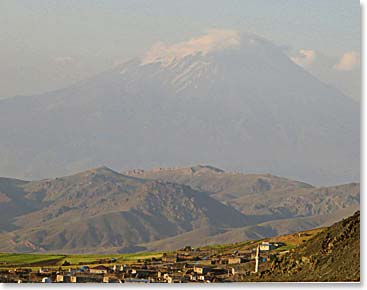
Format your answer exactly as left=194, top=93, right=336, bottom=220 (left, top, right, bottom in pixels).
left=0, top=241, right=285, bottom=283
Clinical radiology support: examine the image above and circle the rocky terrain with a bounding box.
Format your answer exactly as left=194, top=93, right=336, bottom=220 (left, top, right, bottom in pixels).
left=0, top=165, right=360, bottom=254
left=259, top=211, right=360, bottom=281
left=126, top=165, right=359, bottom=216
left=0, top=167, right=249, bottom=253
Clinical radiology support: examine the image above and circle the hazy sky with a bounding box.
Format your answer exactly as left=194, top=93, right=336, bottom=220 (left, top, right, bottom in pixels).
left=0, top=0, right=361, bottom=99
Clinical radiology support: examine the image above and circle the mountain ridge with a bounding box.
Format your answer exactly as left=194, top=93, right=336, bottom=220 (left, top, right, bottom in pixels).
left=0, top=165, right=359, bottom=254
left=0, top=166, right=250, bottom=253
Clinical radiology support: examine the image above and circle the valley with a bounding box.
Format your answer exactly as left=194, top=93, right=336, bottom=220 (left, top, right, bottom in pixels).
left=0, top=211, right=359, bottom=282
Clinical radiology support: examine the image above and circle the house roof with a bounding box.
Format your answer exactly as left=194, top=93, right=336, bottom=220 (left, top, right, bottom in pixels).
left=91, top=265, right=109, bottom=270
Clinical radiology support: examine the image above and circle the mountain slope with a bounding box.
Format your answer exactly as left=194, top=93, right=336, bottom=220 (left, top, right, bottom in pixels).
left=0, top=167, right=248, bottom=253
left=0, top=177, right=42, bottom=232
left=126, top=165, right=360, bottom=219
left=0, top=166, right=360, bottom=254
left=125, top=165, right=313, bottom=202
left=0, top=31, right=359, bottom=185
left=138, top=206, right=358, bottom=252
left=261, top=211, right=360, bottom=282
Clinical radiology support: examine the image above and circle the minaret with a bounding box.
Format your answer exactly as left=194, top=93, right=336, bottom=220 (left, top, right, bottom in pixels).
left=255, top=245, right=260, bottom=273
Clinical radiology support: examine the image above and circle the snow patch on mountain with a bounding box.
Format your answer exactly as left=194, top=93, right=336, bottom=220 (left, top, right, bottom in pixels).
left=141, top=29, right=240, bottom=67
left=170, top=60, right=214, bottom=93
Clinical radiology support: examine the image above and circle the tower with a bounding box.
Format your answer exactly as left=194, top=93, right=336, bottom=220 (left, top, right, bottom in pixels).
left=255, top=245, right=260, bottom=273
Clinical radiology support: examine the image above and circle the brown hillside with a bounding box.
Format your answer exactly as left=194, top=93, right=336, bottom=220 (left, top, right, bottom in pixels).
left=0, top=167, right=248, bottom=253
left=261, top=211, right=360, bottom=282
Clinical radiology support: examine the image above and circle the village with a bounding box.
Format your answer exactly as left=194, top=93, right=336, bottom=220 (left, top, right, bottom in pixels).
left=0, top=241, right=291, bottom=283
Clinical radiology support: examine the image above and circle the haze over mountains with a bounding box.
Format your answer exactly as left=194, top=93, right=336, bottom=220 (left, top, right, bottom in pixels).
left=0, top=165, right=359, bottom=253
left=0, top=30, right=359, bottom=185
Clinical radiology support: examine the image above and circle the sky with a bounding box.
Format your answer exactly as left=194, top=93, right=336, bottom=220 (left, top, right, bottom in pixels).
left=0, top=0, right=361, bottom=100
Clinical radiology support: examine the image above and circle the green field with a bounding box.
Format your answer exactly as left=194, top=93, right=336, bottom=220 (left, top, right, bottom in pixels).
left=0, top=253, right=65, bottom=265
left=203, top=240, right=253, bottom=252
left=275, top=244, right=297, bottom=252
left=0, top=232, right=309, bottom=270
left=0, top=251, right=163, bottom=269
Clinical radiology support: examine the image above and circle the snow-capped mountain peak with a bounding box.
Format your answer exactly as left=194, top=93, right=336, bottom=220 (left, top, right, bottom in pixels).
left=141, top=29, right=240, bottom=67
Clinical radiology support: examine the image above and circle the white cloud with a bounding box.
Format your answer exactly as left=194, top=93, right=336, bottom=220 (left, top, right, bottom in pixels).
left=288, top=49, right=360, bottom=101
left=333, top=52, right=360, bottom=71
left=290, top=49, right=316, bottom=68
left=142, top=29, right=240, bottom=66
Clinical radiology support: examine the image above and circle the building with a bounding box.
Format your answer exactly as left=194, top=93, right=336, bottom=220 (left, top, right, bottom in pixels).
left=259, top=242, right=276, bottom=251
left=162, top=253, right=178, bottom=263
left=166, top=274, right=185, bottom=283
left=41, top=277, right=52, bottom=283
left=89, top=265, right=109, bottom=274
left=56, top=274, right=71, bottom=283
left=124, top=278, right=149, bottom=283
left=228, top=257, right=246, bottom=265
left=193, top=266, right=213, bottom=275
left=39, top=268, right=52, bottom=274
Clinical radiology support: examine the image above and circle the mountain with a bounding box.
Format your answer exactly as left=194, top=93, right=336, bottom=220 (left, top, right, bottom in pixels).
left=0, top=31, right=359, bottom=185
left=126, top=165, right=360, bottom=220
left=0, top=167, right=248, bottom=253
left=0, top=165, right=359, bottom=253
left=259, top=211, right=360, bottom=282
left=125, top=165, right=313, bottom=202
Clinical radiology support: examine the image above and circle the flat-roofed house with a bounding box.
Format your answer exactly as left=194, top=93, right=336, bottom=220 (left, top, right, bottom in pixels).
left=89, top=265, right=109, bottom=274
